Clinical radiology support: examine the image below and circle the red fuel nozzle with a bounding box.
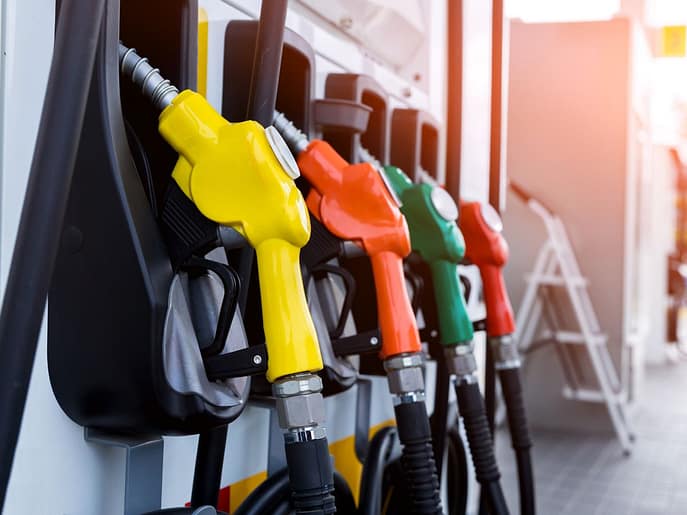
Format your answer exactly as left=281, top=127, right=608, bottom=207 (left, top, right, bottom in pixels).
left=459, top=201, right=515, bottom=338
left=298, top=139, right=421, bottom=359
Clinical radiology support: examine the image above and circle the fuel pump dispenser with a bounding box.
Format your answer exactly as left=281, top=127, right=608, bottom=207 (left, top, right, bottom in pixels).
left=460, top=201, right=536, bottom=515
left=274, top=112, right=444, bottom=515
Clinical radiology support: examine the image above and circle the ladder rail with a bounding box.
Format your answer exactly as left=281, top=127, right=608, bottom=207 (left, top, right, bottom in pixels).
left=515, top=188, right=633, bottom=453
left=515, top=240, right=554, bottom=345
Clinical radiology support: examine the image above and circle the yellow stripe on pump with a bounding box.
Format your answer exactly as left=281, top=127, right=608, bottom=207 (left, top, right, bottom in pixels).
left=158, top=90, right=322, bottom=381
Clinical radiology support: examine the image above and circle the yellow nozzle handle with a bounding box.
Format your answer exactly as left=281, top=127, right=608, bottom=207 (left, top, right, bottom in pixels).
left=158, top=90, right=323, bottom=382
left=256, top=239, right=322, bottom=381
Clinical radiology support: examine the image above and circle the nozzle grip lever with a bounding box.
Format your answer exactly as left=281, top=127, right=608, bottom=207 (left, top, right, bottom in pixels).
left=370, top=251, right=422, bottom=358
left=255, top=239, right=321, bottom=381
left=481, top=264, right=515, bottom=337
left=430, top=259, right=474, bottom=345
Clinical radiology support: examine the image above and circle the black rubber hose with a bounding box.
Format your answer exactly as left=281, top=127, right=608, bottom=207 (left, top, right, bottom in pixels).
left=234, top=469, right=351, bottom=515
left=0, top=0, right=105, bottom=509
left=455, top=381, right=509, bottom=515
left=499, top=368, right=535, bottom=515
left=479, top=342, right=497, bottom=515
left=393, top=401, right=443, bottom=514
left=446, top=427, right=468, bottom=515
left=191, top=425, right=229, bottom=508
left=359, top=426, right=397, bottom=515
left=233, top=469, right=290, bottom=515
left=429, top=348, right=450, bottom=477
left=284, top=437, right=336, bottom=514
left=333, top=470, right=357, bottom=514
left=272, top=502, right=292, bottom=515
left=483, top=482, right=510, bottom=515
left=246, top=0, right=287, bottom=126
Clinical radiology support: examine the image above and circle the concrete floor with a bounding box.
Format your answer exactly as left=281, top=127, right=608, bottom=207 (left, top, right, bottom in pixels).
left=494, top=361, right=687, bottom=514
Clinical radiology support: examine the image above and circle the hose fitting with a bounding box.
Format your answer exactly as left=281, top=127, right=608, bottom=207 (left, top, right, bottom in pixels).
left=490, top=334, right=521, bottom=370
left=118, top=43, right=179, bottom=111
left=444, top=342, right=478, bottom=382
left=384, top=352, right=426, bottom=405
left=272, top=373, right=326, bottom=440
left=273, top=373, right=335, bottom=515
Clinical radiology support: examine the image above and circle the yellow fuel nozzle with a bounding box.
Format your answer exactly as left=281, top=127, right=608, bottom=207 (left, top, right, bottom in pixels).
left=119, top=44, right=322, bottom=382
left=160, top=91, right=322, bottom=382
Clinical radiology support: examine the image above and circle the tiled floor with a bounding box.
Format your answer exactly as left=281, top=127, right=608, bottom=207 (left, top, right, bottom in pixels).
left=494, top=361, right=687, bottom=515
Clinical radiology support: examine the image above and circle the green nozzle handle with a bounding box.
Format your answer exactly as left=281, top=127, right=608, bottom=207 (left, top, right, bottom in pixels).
left=430, top=260, right=474, bottom=345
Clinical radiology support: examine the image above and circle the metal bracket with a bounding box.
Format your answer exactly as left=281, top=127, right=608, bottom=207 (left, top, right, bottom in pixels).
left=203, top=344, right=268, bottom=380
left=331, top=330, right=381, bottom=357
left=472, top=318, right=487, bottom=332
left=419, top=326, right=441, bottom=345
left=85, top=428, right=164, bottom=515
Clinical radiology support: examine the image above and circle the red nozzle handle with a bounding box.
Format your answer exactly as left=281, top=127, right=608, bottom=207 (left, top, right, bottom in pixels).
left=481, top=264, right=515, bottom=337
left=369, top=250, right=422, bottom=358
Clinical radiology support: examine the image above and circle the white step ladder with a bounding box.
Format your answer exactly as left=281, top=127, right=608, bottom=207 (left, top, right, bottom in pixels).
left=511, top=182, right=634, bottom=454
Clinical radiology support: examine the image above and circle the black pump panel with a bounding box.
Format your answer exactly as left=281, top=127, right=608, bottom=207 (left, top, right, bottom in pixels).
left=48, top=0, right=244, bottom=435
left=223, top=21, right=316, bottom=135
left=322, top=74, right=390, bottom=164
left=391, top=109, right=441, bottom=182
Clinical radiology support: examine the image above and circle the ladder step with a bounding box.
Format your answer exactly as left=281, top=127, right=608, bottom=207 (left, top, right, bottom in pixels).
left=519, top=218, right=631, bottom=453
left=526, top=274, right=587, bottom=286
left=553, top=330, right=607, bottom=345
left=562, top=386, right=626, bottom=404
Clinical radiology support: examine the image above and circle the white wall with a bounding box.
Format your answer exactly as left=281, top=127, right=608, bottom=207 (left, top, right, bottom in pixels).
left=460, top=0, right=494, bottom=203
